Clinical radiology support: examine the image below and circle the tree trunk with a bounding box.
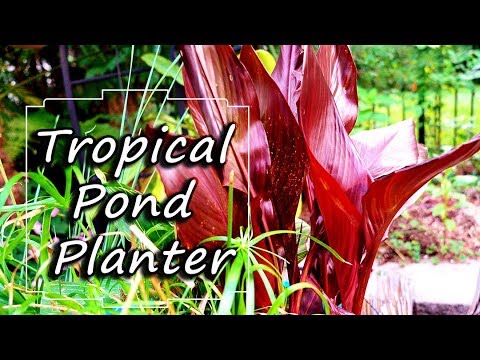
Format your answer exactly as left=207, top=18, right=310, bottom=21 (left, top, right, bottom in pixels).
left=470, top=88, right=475, bottom=139
left=453, top=88, right=458, bottom=147
left=418, top=93, right=426, bottom=145
left=434, top=92, right=440, bottom=148
left=438, top=91, right=442, bottom=148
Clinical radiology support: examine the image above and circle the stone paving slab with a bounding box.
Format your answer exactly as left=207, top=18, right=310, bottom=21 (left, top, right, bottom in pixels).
left=368, top=261, right=480, bottom=312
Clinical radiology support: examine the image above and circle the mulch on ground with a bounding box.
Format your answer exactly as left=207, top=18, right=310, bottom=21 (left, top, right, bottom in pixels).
left=379, top=188, right=480, bottom=264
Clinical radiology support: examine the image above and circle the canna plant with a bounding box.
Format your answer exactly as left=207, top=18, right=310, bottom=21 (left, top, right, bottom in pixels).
left=273, top=45, right=480, bottom=314
left=147, top=45, right=480, bottom=314
left=146, top=45, right=309, bottom=309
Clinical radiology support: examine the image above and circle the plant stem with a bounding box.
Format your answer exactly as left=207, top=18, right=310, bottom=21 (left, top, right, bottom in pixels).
left=470, top=88, right=475, bottom=139
left=227, top=171, right=234, bottom=247
left=454, top=87, right=458, bottom=146
left=418, top=91, right=426, bottom=145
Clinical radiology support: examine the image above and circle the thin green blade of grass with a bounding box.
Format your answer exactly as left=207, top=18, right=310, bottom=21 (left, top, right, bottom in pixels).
left=28, top=172, right=65, bottom=206
left=227, top=170, right=234, bottom=247
left=244, top=253, right=256, bottom=315
left=0, top=173, right=24, bottom=208
left=246, top=250, right=277, bottom=305
left=12, top=294, right=40, bottom=315
left=137, top=54, right=182, bottom=120
left=153, top=65, right=183, bottom=127
left=141, top=105, right=190, bottom=193
left=141, top=53, right=184, bottom=86
left=1, top=198, right=58, bottom=213
left=72, top=165, right=86, bottom=185
left=248, top=248, right=283, bottom=279
left=122, top=52, right=183, bottom=188
left=218, top=252, right=244, bottom=315
left=119, top=45, right=135, bottom=138
left=2, top=213, right=42, bottom=276
left=267, top=282, right=331, bottom=315
left=248, top=263, right=283, bottom=279
left=0, top=159, right=17, bottom=206
left=131, top=45, right=160, bottom=136
left=63, top=166, right=73, bottom=205
left=39, top=208, right=53, bottom=284
left=145, top=223, right=172, bottom=237
left=251, top=229, right=348, bottom=264
left=43, top=292, right=85, bottom=312
left=199, top=236, right=229, bottom=245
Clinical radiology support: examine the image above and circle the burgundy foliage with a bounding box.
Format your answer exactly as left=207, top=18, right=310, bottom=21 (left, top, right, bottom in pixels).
left=147, top=45, right=480, bottom=314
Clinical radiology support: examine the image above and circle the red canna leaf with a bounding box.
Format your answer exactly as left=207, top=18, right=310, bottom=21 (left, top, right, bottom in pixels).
left=317, top=45, right=358, bottom=133
left=351, top=119, right=423, bottom=179
left=299, top=45, right=371, bottom=212
left=179, top=45, right=270, bottom=195
left=329, top=304, right=354, bottom=315
left=354, top=134, right=480, bottom=314
left=165, top=46, right=285, bottom=310
left=352, top=120, right=429, bottom=234
left=306, top=149, right=361, bottom=310
left=271, top=45, right=304, bottom=120
left=143, top=130, right=229, bottom=250
left=240, top=45, right=308, bottom=271
left=296, top=46, right=372, bottom=310
left=364, top=134, right=480, bottom=254
left=299, top=272, right=352, bottom=315
left=299, top=274, right=329, bottom=315
left=144, top=125, right=248, bottom=250
left=156, top=162, right=228, bottom=250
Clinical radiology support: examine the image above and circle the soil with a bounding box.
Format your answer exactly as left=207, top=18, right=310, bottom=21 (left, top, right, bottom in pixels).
left=377, top=187, right=480, bottom=264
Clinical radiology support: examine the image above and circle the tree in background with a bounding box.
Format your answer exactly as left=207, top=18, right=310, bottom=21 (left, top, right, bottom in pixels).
left=0, top=45, right=179, bottom=203
left=351, top=45, right=480, bottom=148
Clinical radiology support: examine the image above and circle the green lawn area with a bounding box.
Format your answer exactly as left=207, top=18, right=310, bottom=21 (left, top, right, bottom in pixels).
left=357, top=86, right=480, bottom=148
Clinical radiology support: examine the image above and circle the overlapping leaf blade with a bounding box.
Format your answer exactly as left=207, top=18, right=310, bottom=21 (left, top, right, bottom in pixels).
left=179, top=45, right=270, bottom=195
left=354, top=134, right=480, bottom=313
left=299, top=46, right=372, bottom=212
left=271, top=45, right=304, bottom=119
left=317, top=45, right=359, bottom=133
left=305, top=149, right=361, bottom=309
left=240, top=45, right=307, bottom=270
left=351, top=119, right=423, bottom=178
left=155, top=163, right=229, bottom=250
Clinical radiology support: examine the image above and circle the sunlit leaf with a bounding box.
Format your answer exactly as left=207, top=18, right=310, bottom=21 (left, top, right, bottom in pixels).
left=141, top=53, right=184, bottom=85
